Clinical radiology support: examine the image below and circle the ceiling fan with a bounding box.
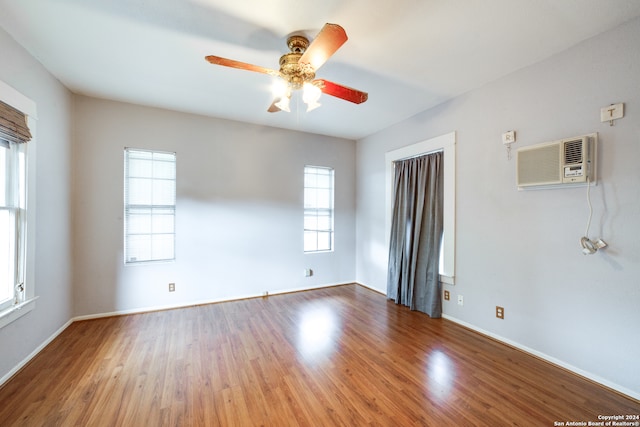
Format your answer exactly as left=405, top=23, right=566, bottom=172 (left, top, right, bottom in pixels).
left=205, top=23, right=368, bottom=113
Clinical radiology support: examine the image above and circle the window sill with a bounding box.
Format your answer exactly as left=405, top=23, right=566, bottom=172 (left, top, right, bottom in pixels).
left=125, top=259, right=176, bottom=266
left=440, top=275, right=455, bottom=285
left=0, top=297, right=38, bottom=329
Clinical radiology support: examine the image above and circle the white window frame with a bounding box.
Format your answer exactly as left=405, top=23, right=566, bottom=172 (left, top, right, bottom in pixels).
left=0, top=80, right=38, bottom=329
left=0, top=141, right=25, bottom=312
left=124, top=148, right=176, bottom=264
left=385, top=131, right=456, bottom=284
left=304, top=165, right=335, bottom=253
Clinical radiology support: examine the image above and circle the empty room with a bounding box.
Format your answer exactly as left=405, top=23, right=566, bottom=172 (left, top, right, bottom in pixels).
left=0, top=0, right=639, bottom=425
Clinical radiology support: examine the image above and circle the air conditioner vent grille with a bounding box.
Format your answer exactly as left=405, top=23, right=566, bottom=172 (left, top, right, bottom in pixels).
left=564, top=139, right=583, bottom=164
left=517, top=143, right=561, bottom=186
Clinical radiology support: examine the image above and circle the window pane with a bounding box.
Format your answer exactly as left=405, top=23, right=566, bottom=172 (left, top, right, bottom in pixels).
left=128, top=158, right=153, bottom=178
left=316, top=232, right=332, bottom=251
left=129, top=150, right=153, bottom=161
left=304, top=214, right=318, bottom=230
left=304, top=231, right=317, bottom=252
left=0, top=209, right=14, bottom=305
left=304, top=188, right=317, bottom=209
left=304, top=172, right=316, bottom=188
left=126, top=234, right=152, bottom=263
left=127, top=178, right=152, bottom=205
left=18, top=150, right=25, bottom=208
left=126, top=210, right=152, bottom=234
left=316, top=214, right=331, bottom=231
left=151, top=211, right=175, bottom=234
left=0, top=147, right=6, bottom=206
left=153, top=151, right=175, bottom=162
left=152, top=180, right=176, bottom=205
left=316, top=173, right=331, bottom=188
left=153, top=160, right=175, bottom=179
left=316, top=189, right=331, bottom=209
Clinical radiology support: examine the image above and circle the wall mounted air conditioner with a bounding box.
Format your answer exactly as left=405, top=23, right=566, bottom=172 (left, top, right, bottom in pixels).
left=516, top=133, right=597, bottom=189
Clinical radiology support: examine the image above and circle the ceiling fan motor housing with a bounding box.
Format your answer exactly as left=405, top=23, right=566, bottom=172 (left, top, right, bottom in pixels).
left=279, top=36, right=316, bottom=89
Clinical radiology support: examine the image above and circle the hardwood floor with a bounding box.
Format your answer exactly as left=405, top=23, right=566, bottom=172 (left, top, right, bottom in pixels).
left=1, top=284, right=638, bottom=426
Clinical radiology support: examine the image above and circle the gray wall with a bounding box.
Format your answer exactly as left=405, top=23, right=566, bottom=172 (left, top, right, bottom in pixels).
left=0, top=28, right=73, bottom=380
left=356, top=18, right=640, bottom=396
left=72, top=96, right=356, bottom=316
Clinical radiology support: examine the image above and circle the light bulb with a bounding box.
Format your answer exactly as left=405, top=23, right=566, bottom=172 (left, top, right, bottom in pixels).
left=271, top=79, right=288, bottom=98
left=305, top=99, right=321, bottom=112
left=303, top=83, right=321, bottom=111
left=275, top=95, right=291, bottom=112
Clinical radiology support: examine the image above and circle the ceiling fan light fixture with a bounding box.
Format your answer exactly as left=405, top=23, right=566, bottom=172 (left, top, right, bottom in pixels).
left=305, top=99, right=321, bottom=112
left=303, top=82, right=322, bottom=112
left=274, top=95, right=291, bottom=112
left=205, top=23, right=368, bottom=112
left=271, top=79, right=289, bottom=98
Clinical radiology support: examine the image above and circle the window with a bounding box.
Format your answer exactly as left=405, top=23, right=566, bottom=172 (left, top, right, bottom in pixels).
left=304, top=165, right=334, bottom=252
left=0, top=140, right=26, bottom=312
left=0, top=84, right=36, bottom=329
left=0, top=95, right=31, bottom=316
left=124, top=148, right=176, bottom=264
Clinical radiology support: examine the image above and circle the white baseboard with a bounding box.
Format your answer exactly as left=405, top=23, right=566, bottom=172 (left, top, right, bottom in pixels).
left=73, top=281, right=356, bottom=322
left=354, top=282, right=386, bottom=295
left=0, top=318, right=73, bottom=388
left=442, top=314, right=640, bottom=402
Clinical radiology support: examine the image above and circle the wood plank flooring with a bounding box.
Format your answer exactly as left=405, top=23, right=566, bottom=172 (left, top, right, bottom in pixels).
left=0, top=284, right=638, bottom=426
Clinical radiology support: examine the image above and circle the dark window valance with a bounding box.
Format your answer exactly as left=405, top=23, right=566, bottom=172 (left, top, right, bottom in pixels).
left=0, top=100, right=32, bottom=144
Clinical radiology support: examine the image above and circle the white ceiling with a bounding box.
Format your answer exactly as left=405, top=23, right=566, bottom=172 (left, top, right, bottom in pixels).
left=2, top=0, right=640, bottom=140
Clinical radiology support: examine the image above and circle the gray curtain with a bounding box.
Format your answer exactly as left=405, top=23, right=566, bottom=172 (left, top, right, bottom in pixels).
left=387, top=151, right=443, bottom=317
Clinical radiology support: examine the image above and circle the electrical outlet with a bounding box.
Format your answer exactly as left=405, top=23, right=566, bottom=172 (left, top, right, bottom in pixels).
left=457, top=295, right=464, bottom=306
left=496, top=306, right=504, bottom=319
left=444, top=290, right=450, bottom=301
left=168, top=283, right=175, bottom=292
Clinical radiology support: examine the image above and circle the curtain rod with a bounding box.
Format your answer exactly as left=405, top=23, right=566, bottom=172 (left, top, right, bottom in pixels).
left=394, top=148, right=443, bottom=163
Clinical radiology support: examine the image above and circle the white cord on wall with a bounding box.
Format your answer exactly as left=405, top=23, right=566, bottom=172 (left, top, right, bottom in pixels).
left=584, top=177, right=593, bottom=236
left=580, top=178, right=607, bottom=255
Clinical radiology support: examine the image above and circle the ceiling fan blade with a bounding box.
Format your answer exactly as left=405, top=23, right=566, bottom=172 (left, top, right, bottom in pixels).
left=299, top=23, right=348, bottom=71
left=205, top=55, right=280, bottom=77
left=267, top=99, right=281, bottom=113
left=313, top=79, right=368, bottom=104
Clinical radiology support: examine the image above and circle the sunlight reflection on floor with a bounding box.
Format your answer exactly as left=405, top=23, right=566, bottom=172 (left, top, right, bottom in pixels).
left=426, top=350, right=455, bottom=401
left=296, top=302, right=342, bottom=362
